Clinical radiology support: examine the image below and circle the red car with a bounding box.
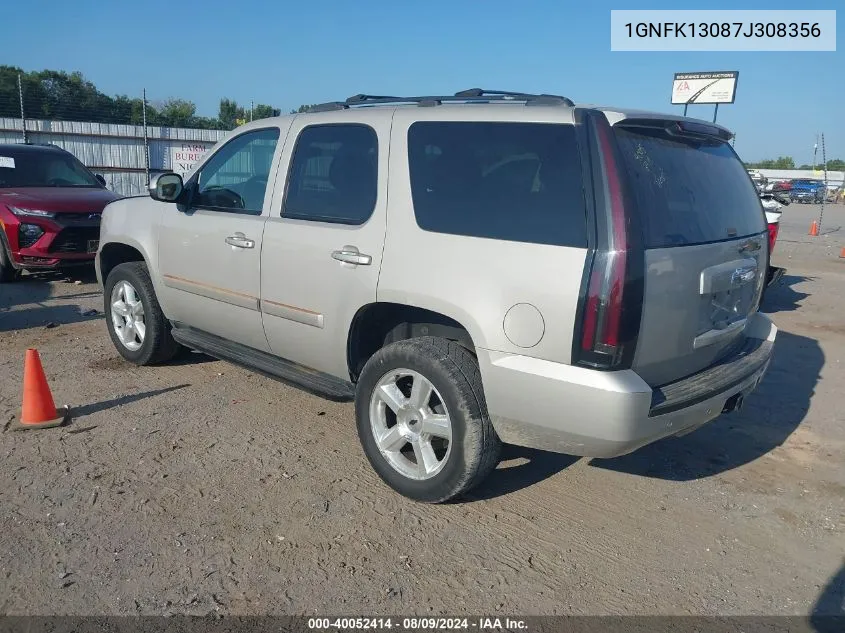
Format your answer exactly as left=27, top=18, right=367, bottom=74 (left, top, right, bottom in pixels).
left=0, top=143, right=120, bottom=282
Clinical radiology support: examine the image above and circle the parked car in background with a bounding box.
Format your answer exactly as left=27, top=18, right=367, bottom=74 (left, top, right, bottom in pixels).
left=790, top=179, right=825, bottom=203
left=747, top=170, right=767, bottom=192
left=0, top=143, right=119, bottom=282
left=771, top=180, right=793, bottom=194
left=96, top=90, right=777, bottom=502
left=760, top=192, right=788, bottom=297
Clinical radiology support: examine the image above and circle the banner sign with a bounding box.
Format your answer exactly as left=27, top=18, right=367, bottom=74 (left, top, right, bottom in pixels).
left=169, top=143, right=209, bottom=178
left=671, top=71, right=739, bottom=104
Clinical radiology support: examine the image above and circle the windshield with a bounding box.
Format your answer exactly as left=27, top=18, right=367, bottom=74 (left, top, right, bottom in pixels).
left=0, top=149, right=101, bottom=188
left=614, top=126, right=765, bottom=248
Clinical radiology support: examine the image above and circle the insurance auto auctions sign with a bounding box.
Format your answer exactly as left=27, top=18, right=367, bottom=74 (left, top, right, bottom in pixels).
left=671, top=71, right=738, bottom=105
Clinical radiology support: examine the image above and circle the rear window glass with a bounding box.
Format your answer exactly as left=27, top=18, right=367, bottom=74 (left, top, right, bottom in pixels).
left=408, top=122, right=587, bottom=247
left=614, top=127, right=765, bottom=248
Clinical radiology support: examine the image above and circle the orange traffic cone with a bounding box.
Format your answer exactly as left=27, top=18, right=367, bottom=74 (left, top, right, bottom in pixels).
left=840, top=247, right=845, bottom=259
left=12, top=349, right=69, bottom=430
left=809, top=221, right=819, bottom=236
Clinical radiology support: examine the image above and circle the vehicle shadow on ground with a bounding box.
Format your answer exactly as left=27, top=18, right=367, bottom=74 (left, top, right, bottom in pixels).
left=0, top=270, right=102, bottom=332
left=17, top=267, right=98, bottom=285
left=811, top=561, right=845, bottom=632
left=761, top=275, right=812, bottom=314
left=53, top=290, right=103, bottom=301
left=589, top=329, right=822, bottom=481
left=0, top=304, right=102, bottom=332
left=169, top=350, right=217, bottom=366
left=37, top=267, right=97, bottom=282
left=462, top=445, right=579, bottom=501
left=87, top=350, right=216, bottom=372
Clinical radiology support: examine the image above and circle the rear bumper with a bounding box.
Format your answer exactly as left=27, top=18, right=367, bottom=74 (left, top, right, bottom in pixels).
left=478, top=312, right=777, bottom=458
left=767, top=265, right=786, bottom=287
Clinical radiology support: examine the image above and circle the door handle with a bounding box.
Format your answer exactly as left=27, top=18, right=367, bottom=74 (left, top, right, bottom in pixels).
left=331, top=247, right=372, bottom=266
left=225, top=233, right=255, bottom=249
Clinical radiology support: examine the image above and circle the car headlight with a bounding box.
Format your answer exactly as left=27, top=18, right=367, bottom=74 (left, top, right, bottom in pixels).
left=9, top=206, right=56, bottom=219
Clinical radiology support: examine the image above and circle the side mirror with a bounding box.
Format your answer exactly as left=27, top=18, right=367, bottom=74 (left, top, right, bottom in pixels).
left=95, top=174, right=107, bottom=187
left=149, top=172, right=184, bottom=202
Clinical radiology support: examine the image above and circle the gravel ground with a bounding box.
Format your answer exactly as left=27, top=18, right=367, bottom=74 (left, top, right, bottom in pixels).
left=0, top=204, right=843, bottom=617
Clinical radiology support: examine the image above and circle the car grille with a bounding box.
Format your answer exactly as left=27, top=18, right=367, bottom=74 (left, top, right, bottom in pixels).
left=56, top=212, right=102, bottom=224
left=48, top=227, right=100, bottom=253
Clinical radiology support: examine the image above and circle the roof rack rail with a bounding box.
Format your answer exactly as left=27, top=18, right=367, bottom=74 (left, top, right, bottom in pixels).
left=308, top=102, right=347, bottom=113
left=306, top=88, right=575, bottom=112
left=454, top=88, right=575, bottom=106
left=346, top=93, right=405, bottom=104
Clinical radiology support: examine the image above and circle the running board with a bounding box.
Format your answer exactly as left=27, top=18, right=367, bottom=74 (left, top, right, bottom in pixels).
left=170, top=326, right=355, bottom=402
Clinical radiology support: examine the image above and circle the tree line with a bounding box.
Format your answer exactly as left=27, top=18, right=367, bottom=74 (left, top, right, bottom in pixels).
left=5, top=66, right=840, bottom=161
left=745, top=156, right=845, bottom=171
left=0, top=66, right=314, bottom=131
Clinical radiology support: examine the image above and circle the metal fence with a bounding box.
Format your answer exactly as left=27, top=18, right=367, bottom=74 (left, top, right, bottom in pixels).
left=0, top=73, right=289, bottom=196
left=0, top=117, right=228, bottom=197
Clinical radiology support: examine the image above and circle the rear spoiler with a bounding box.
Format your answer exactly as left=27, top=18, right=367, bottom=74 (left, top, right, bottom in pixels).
left=596, top=109, right=734, bottom=142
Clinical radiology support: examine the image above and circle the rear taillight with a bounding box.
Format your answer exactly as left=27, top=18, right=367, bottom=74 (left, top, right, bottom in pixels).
left=767, top=222, right=779, bottom=253
left=577, top=114, right=632, bottom=368
left=581, top=251, right=626, bottom=357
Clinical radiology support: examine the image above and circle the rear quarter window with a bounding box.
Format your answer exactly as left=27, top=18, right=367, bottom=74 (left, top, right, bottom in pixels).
left=407, top=122, right=587, bottom=247
left=614, top=126, right=765, bottom=248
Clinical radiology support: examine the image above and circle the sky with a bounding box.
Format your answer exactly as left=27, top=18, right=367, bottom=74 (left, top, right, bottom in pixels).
left=3, top=0, right=843, bottom=163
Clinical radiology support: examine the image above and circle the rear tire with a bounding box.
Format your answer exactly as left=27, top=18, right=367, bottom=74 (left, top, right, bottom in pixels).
left=104, top=262, right=181, bottom=365
left=355, top=337, right=501, bottom=503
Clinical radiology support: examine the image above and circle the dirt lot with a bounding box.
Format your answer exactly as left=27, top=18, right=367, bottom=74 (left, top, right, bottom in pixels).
left=0, top=204, right=843, bottom=618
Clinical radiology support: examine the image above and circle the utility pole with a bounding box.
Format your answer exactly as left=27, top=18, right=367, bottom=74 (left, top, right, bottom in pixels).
left=17, top=73, right=27, bottom=143
left=819, top=133, right=827, bottom=233
left=142, top=88, right=150, bottom=187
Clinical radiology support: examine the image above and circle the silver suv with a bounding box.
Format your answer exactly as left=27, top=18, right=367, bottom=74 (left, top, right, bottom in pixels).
left=96, top=90, right=777, bottom=503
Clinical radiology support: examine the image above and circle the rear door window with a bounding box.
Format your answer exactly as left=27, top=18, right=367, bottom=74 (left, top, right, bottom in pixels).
left=614, top=126, right=765, bottom=248
left=283, top=124, right=378, bottom=225
left=407, top=122, right=587, bottom=247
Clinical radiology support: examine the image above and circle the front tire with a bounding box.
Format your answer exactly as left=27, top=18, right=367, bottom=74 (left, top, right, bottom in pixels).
left=355, top=337, right=501, bottom=503
left=104, top=262, right=181, bottom=365
left=0, top=237, right=21, bottom=283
